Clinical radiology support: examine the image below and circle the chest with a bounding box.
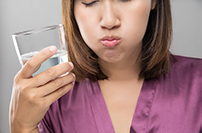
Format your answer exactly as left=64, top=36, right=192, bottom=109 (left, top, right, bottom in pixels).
left=49, top=79, right=202, bottom=133
left=99, top=80, right=143, bottom=133
left=104, top=97, right=138, bottom=133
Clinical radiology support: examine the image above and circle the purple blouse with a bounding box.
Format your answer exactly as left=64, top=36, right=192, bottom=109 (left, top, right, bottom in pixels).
left=38, top=56, right=202, bottom=133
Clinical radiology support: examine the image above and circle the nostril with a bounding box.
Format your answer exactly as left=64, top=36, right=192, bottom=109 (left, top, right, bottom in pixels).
left=99, top=5, right=121, bottom=30
left=100, top=18, right=121, bottom=30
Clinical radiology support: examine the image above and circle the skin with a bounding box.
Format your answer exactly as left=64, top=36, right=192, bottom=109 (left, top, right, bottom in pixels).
left=10, top=0, right=155, bottom=132
left=9, top=46, right=75, bottom=133
left=74, top=0, right=152, bottom=80
left=74, top=0, right=153, bottom=132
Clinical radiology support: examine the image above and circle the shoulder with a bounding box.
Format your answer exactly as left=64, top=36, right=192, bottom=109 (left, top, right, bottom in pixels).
left=149, top=56, right=202, bottom=132
left=157, top=54, right=202, bottom=102
left=172, top=55, right=202, bottom=68
left=160, top=55, right=202, bottom=98
left=156, top=55, right=202, bottom=100
left=170, top=55, right=202, bottom=78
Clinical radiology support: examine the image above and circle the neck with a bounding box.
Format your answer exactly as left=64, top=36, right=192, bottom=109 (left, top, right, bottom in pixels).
left=99, top=54, right=142, bottom=81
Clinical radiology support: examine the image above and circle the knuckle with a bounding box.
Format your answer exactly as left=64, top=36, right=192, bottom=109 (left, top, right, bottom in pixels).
left=14, top=70, right=26, bottom=83
left=46, top=67, right=55, bottom=76
left=26, top=92, right=41, bottom=105
left=16, top=81, right=32, bottom=96
left=18, top=84, right=28, bottom=92
left=26, top=58, right=35, bottom=69
left=58, top=88, right=64, bottom=95
left=59, top=83, right=73, bottom=95
left=41, top=49, right=48, bottom=57
left=13, top=73, right=20, bottom=83
left=54, top=78, right=63, bottom=87
left=27, top=93, right=37, bottom=101
left=58, top=86, right=68, bottom=96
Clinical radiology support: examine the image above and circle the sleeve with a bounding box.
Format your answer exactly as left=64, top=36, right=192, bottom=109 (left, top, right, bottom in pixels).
left=38, top=112, right=54, bottom=133
left=37, top=87, right=73, bottom=133
left=37, top=101, right=58, bottom=133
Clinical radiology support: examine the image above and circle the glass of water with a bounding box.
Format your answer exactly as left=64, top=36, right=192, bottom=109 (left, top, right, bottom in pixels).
left=12, top=24, right=68, bottom=76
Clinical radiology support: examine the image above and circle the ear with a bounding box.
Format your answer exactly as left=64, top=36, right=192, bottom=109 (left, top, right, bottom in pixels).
left=151, top=0, right=157, bottom=10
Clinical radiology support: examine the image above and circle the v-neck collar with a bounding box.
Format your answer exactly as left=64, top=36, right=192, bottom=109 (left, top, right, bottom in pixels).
left=87, top=78, right=157, bottom=133
left=130, top=78, right=157, bottom=133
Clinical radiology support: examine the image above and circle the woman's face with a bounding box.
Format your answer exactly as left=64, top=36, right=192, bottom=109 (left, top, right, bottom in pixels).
left=74, top=0, right=152, bottom=63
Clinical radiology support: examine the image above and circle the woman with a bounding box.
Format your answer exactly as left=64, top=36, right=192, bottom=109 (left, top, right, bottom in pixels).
left=10, top=0, right=202, bottom=132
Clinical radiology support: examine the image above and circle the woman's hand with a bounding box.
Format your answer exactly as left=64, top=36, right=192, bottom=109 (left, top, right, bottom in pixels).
left=9, top=46, right=75, bottom=133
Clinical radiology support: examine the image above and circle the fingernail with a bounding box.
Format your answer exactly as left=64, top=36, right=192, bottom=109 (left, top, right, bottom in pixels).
left=69, top=62, right=74, bottom=69
left=72, top=73, right=76, bottom=78
left=49, top=46, right=57, bottom=53
left=72, top=73, right=76, bottom=84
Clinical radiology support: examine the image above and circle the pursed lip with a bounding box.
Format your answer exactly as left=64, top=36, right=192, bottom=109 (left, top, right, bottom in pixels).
left=100, top=35, right=121, bottom=48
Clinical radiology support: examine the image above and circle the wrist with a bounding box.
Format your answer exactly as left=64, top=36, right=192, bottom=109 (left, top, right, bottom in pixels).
left=11, top=127, right=39, bottom=133
left=10, top=121, right=39, bottom=133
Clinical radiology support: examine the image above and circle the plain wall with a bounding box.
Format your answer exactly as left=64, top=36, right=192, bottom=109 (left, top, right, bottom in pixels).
left=0, top=0, right=201, bottom=132
left=0, top=1, right=62, bottom=132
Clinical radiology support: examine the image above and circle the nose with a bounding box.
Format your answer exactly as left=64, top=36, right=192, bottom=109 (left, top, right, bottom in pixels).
left=100, top=3, right=121, bottom=30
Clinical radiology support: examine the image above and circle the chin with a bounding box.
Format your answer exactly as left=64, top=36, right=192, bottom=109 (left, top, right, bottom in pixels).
left=101, top=54, right=124, bottom=63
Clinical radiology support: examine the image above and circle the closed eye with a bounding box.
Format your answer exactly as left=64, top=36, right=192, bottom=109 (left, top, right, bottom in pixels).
left=120, top=0, right=131, bottom=2
left=81, top=1, right=98, bottom=7
left=81, top=0, right=131, bottom=7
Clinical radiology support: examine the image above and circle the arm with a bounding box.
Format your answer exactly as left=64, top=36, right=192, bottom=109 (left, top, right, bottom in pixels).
left=10, top=124, right=39, bottom=133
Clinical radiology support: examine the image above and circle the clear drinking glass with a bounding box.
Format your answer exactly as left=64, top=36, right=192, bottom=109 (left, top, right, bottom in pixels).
left=12, top=24, right=68, bottom=76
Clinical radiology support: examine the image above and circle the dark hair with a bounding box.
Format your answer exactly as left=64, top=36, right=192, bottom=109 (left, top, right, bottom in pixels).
left=62, top=0, right=173, bottom=82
